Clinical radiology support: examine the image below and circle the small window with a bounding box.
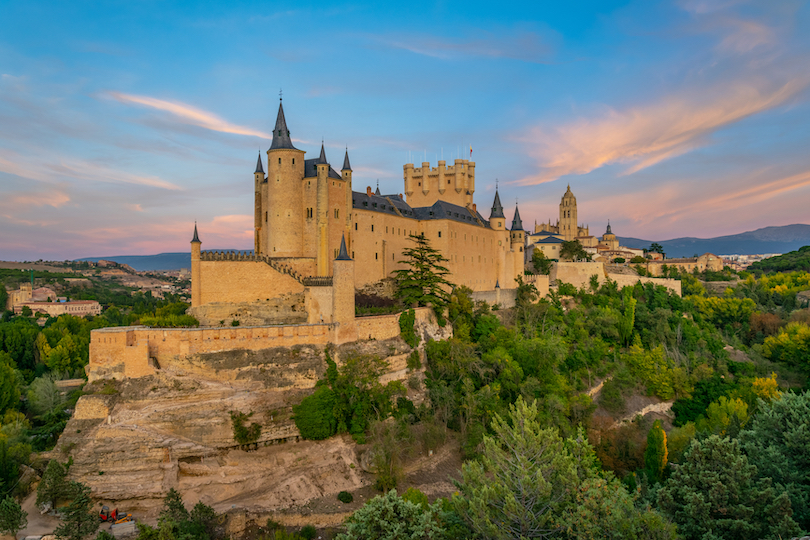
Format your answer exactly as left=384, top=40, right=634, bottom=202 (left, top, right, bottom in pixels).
left=278, top=157, right=281, bottom=164
left=363, top=202, right=368, bottom=206
left=292, top=158, right=295, bottom=164
left=438, top=231, right=442, bottom=238
left=265, top=211, right=268, bottom=222
left=355, top=223, right=358, bottom=230
left=418, top=182, right=421, bottom=186
left=448, top=180, right=451, bottom=184
left=371, top=224, right=374, bottom=232
left=334, top=209, right=339, bottom=219
left=375, top=253, right=378, bottom=260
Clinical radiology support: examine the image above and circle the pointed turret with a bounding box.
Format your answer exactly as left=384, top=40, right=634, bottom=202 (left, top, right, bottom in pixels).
left=336, top=234, right=351, bottom=260
left=511, top=205, right=523, bottom=231
left=342, top=149, right=352, bottom=171
left=255, top=152, right=264, bottom=174
left=191, top=222, right=200, bottom=243
left=606, top=221, right=613, bottom=235
left=490, top=189, right=505, bottom=219
left=316, top=143, right=327, bottom=164
left=270, top=101, right=297, bottom=150
left=375, top=186, right=381, bottom=195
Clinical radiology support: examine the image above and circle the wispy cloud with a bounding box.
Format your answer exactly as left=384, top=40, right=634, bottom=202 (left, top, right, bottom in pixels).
left=104, top=91, right=273, bottom=139
left=0, top=150, right=182, bottom=190
left=374, top=30, right=554, bottom=63
left=516, top=76, right=808, bottom=185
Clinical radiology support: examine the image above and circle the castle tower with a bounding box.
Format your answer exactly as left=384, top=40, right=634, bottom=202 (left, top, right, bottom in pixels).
left=511, top=205, right=525, bottom=247
left=341, top=149, right=353, bottom=252
left=264, top=100, right=306, bottom=257
left=559, top=185, right=578, bottom=242
left=332, top=235, right=356, bottom=341
left=315, top=144, right=331, bottom=276
left=403, top=159, right=475, bottom=208
left=489, top=188, right=505, bottom=230
left=190, top=223, right=201, bottom=308
left=254, top=152, right=265, bottom=254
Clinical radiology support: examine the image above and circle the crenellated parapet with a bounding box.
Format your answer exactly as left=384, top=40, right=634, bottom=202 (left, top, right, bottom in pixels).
left=200, top=251, right=305, bottom=284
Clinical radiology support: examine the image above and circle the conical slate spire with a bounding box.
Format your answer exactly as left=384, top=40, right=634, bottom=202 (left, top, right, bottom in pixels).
left=342, top=149, right=352, bottom=171
left=490, top=188, right=505, bottom=219
left=336, top=234, right=351, bottom=260
left=316, top=143, right=328, bottom=165
left=270, top=101, right=297, bottom=150
left=511, top=205, right=523, bottom=231
left=255, top=152, right=264, bottom=174
left=191, top=222, right=200, bottom=243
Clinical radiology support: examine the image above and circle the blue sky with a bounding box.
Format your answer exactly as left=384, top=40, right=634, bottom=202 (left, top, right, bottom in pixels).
left=1, top=0, right=808, bottom=259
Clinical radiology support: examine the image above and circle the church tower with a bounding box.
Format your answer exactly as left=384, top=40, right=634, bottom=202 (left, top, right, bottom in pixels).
left=263, top=99, right=306, bottom=257
left=559, top=185, right=578, bottom=242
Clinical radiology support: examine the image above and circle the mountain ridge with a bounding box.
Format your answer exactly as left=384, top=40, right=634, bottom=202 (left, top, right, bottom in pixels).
left=76, top=224, right=810, bottom=270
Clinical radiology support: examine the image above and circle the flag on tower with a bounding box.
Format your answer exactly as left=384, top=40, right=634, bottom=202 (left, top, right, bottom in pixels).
left=469, top=145, right=473, bottom=158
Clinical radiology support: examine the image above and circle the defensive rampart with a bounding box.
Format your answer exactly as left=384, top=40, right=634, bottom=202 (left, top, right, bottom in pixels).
left=87, top=308, right=434, bottom=382
left=552, top=262, right=681, bottom=296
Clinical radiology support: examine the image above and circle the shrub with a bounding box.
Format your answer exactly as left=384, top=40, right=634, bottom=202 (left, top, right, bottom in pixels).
left=399, top=309, right=419, bottom=348
left=406, top=350, right=421, bottom=370
left=231, top=319, right=240, bottom=326
left=337, top=491, right=353, bottom=504
left=229, top=411, right=262, bottom=445
left=299, top=524, right=317, bottom=539
left=293, top=386, right=337, bottom=440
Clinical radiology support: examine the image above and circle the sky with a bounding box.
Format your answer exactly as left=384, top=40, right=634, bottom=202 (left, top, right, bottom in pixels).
left=1, top=0, right=809, bottom=260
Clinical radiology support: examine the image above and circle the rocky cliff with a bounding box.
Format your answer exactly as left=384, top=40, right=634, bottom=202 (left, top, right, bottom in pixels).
left=54, top=314, right=450, bottom=520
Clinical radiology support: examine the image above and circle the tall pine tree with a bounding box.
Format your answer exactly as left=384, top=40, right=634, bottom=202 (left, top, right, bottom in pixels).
left=393, top=233, right=454, bottom=317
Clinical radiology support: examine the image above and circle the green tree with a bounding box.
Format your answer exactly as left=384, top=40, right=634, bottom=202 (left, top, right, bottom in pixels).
left=454, top=397, right=578, bottom=539
left=293, top=385, right=337, bottom=440
left=0, top=351, right=20, bottom=414
left=644, top=420, right=667, bottom=483
left=741, top=391, right=810, bottom=531
left=648, top=243, right=665, bottom=255
left=617, top=289, right=636, bottom=347
left=532, top=249, right=553, bottom=274
left=37, top=459, right=71, bottom=510
left=657, top=435, right=799, bottom=540
left=54, top=481, right=100, bottom=540
left=28, top=373, right=66, bottom=417
left=0, top=495, right=27, bottom=538
left=336, top=489, right=443, bottom=540
left=159, top=488, right=189, bottom=526
left=393, top=233, right=454, bottom=316
left=560, top=240, right=590, bottom=261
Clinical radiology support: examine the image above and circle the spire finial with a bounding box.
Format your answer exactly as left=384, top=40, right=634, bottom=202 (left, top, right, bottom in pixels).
left=279, top=88, right=282, bottom=101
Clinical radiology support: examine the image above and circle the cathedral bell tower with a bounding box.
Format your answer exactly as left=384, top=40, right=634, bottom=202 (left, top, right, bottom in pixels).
left=559, top=185, right=578, bottom=242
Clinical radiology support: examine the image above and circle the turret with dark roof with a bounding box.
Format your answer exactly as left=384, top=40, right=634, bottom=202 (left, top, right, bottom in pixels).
left=342, top=149, right=352, bottom=171
left=336, top=235, right=351, bottom=260
left=254, top=152, right=264, bottom=174
left=511, top=205, right=523, bottom=231
left=605, top=221, right=613, bottom=235
left=490, top=188, right=505, bottom=219
left=191, top=222, right=200, bottom=243
left=269, top=101, right=297, bottom=150
left=316, top=143, right=327, bottom=165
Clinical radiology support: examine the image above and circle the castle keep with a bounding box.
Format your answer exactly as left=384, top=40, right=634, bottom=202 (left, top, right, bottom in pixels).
left=188, top=100, right=530, bottom=327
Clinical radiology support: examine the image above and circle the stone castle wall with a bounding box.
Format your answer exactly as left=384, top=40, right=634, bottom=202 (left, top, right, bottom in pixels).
left=87, top=308, right=433, bottom=383
left=196, top=256, right=305, bottom=306
left=552, top=261, right=682, bottom=295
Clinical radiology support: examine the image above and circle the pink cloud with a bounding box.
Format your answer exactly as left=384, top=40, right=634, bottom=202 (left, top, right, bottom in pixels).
left=105, top=91, right=273, bottom=139
left=516, top=76, right=807, bottom=185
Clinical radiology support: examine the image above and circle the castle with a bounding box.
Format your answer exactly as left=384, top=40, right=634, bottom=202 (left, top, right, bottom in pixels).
left=188, top=100, right=534, bottom=327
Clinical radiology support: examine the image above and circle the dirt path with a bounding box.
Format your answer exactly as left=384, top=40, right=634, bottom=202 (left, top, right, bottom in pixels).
left=17, top=492, right=60, bottom=538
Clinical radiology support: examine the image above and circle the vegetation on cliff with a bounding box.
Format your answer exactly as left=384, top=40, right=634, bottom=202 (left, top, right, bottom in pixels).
left=749, top=245, right=810, bottom=274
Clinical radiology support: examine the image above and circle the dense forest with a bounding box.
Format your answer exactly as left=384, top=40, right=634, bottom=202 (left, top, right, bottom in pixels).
left=2, top=246, right=810, bottom=539
left=749, top=245, right=810, bottom=274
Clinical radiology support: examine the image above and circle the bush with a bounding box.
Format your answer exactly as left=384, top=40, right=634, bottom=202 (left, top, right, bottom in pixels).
left=337, top=491, right=354, bottom=504
left=293, top=386, right=337, bottom=440
left=406, top=350, right=421, bottom=370
left=229, top=411, right=261, bottom=445
left=299, top=524, right=317, bottom=539
left=399, top=309, right=419, bottom=348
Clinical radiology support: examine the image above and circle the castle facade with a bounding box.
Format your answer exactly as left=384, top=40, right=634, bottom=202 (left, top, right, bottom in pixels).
left=249, top=100, right=525, bottom=292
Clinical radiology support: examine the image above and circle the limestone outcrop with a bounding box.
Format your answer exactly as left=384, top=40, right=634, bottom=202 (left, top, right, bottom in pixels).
left=57, top=335, right=421, bottom=519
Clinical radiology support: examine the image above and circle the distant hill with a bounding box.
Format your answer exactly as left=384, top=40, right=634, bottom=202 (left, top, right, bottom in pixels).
left=619, top=224, right=810, bottom=258
left=77, top=224, right=810, bottom=271
left=77, top=250, right=250, bottom=271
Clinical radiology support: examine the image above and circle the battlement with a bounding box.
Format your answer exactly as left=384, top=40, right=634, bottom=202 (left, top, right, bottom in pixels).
left=404, top=159, right=476, bottom=208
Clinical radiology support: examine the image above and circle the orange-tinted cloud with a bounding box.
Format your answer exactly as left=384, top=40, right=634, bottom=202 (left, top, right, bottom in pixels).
left=105, top=91, right=273, bottom=139
left=517, top=77, right=807, bottom=185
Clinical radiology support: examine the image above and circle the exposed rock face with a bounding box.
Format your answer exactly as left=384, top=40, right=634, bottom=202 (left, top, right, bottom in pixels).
left=57, top=335, right=424, bottom=519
